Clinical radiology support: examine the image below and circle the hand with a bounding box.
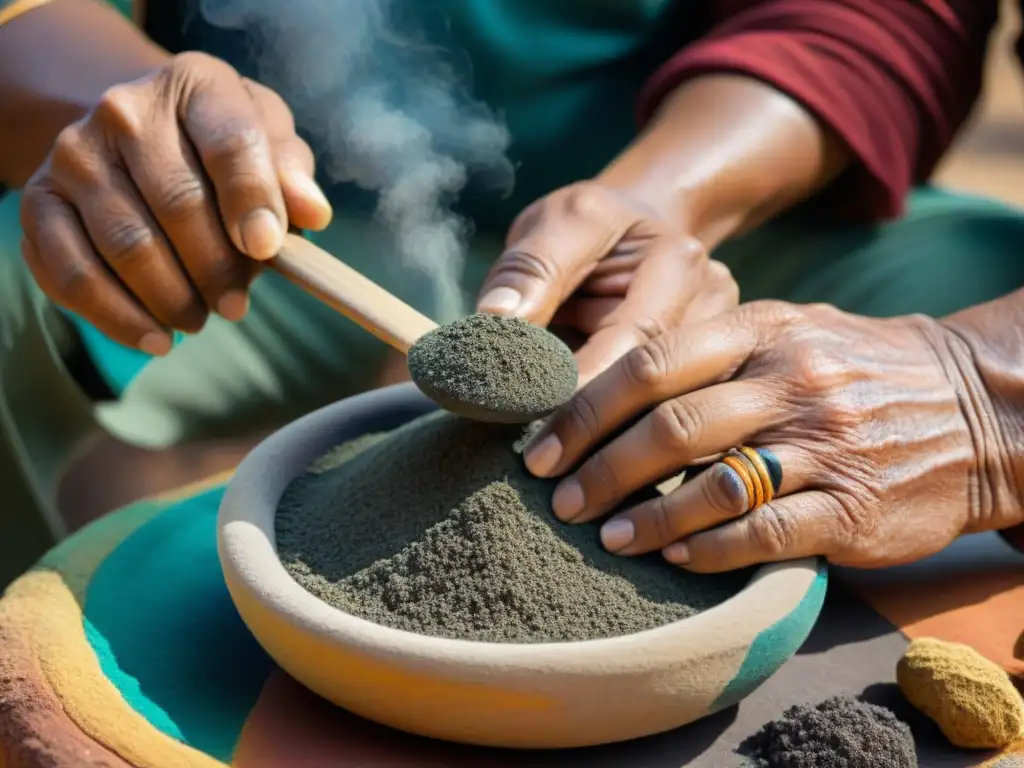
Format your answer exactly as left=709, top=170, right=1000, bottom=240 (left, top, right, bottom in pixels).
left=476, top=181, right=738, bottom=383
left=20, top=52, right=332, bottom=355
left=522, top=301, right=1018, bottom=572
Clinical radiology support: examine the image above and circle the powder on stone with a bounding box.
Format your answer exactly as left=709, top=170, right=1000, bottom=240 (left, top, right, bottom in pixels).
left=739, top=696, right=917, bottom=768
left=276, top=410, right=746, bottom=643
left=407, top=313, right=578, bottom=424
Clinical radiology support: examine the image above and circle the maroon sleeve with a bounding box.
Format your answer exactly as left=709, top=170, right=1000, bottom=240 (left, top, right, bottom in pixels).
left=637, top=0, right=999, bottom=221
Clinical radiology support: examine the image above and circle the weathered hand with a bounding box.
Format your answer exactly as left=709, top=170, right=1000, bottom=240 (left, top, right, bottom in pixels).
left=20, top=52, right=332, bottom=355
left=476, top=181, right=738, bottom=384
left=523, top=300, right=1019, bottom=572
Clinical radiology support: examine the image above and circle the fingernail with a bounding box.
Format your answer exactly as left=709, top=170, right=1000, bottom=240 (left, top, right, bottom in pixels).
left=663, top=542, right=690, bottom=565
left=287, top=170, right=332, bottom=217
left=217, top=291, right=250, bottom=322
left=601, top=519, right=634, bottom=552
left=240, top=208, right=284, bottom=261
left=478, top=286, right=522, bottom=314
left=524, top=433, right=562, bottom=477
left=552, top=478, right=584, bottom=522
left=139, top=332, right=172, bottom=357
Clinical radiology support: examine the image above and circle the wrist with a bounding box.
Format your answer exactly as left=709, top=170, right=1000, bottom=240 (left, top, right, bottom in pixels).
left=597, top=74, right=850, bottom=249
left=933, top=299, right=1024, bottom=533
left=0, top=0, right=170, bottom=186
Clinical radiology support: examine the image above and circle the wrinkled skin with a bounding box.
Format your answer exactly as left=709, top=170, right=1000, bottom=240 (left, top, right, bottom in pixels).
left=524, top=300, right=1019, bottom=572
left=478, top=181, right=739, bottom=385
left=20, top=52, right=333, bottom=355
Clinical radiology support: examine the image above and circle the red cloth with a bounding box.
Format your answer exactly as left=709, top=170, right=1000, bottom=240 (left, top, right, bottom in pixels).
left=637, top=0, right=1000, bottom=221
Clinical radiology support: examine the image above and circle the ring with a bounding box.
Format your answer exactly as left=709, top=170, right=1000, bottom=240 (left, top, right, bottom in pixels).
left=717, top=446, right=782, bottom=513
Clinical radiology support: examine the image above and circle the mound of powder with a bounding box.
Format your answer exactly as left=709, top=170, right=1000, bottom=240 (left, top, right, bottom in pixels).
left=407, top=313, right=578, bottom=423
left=990, top=758, right=1024, bottom=768
left=276, top=411, right=746, bottom=643
left=739, top=696, right=917, bottom=768
left=897, top=637, right=1024, bottom=749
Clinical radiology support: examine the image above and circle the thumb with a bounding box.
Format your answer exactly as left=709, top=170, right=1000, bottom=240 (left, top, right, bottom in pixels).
left=275, top=138, right=333, bottom=233
left=247, top=79, right=333, bottom=232
left=477, top=187, right=636, bottom=323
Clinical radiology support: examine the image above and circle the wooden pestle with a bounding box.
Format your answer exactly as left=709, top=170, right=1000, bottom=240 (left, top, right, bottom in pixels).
left=270, top=233, right=438, bottom=354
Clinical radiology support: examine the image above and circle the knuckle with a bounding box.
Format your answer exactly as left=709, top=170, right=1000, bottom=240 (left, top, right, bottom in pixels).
left=564, top=393, right=602, bottom=445
left=831, top=494, right=874, bottom=543
left=744, top=298, right=802, bottom=326
left=674, top=235, right=707, bottom=263
left=202, top=125, right=266, bottom=169
left=100, top=219, right=158, bottom=269
left=53, top=261, right=98, bottom=308
left=789, top=346, right=849, bottom=397
left=648, top=496, right=675, bottom=545
left=562, top=184, right=612, bottom=221
left=496, top=248, right=560, bottom=284
left=630, top=314, right=668, bottom=344
left=650, top=398, right=701, bottom=454
left=162, top=295, right=208, bottom=332
left=50, top=125, right=98, bottom=184
left=622, top=334, right=674, bottom=391
left=95, top=84, right=145, bottom=138
left=154, top=172, right=209, bottom=223
left=193, top=252, right=249, bottom=294
left=171, top=51, right=229, bottom=80
left=749, top=505, right=794, bottom=556
left=19, top=185, right=49, bottom=235
left=579, top=450, right=623, bottom=500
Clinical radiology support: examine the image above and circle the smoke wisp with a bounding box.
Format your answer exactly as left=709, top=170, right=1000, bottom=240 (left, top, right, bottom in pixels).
left=197, top=0, right=514, bottom=315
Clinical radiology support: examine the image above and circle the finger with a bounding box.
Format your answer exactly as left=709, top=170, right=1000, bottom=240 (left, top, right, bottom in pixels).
left=664, top=490, right=843, bottom=573
left=573, top=236, right=710, bottom=386
left=96, top=83, right=257, bottom=322
left=677, top=260, right=740, bottom=325
left=20, top=189, right=172, bottom=355
left=47, top=128, right=207, bottom=332
left=580, top=252, right=643, bottom=295
left=477, top=185, right=639, bottom=322
left=176, top=55, right=287, bottom=260
left=246, top=80, right=332, bottom=232
left=551, top=297, right=620, bottom=337
left=550, top=380, right=782, bottom=523
left=601, top=444, right=807, bottom=555
left=523, top=311, right=757, bottom=478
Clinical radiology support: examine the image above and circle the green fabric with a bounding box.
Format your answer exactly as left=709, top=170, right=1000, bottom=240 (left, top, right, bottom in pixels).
left=712, top=560, right=829, bottom=712
left=82, top=485, right=273, bottom=761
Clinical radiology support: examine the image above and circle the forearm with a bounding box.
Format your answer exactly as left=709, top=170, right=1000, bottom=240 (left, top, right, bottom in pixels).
left=0, top=0, right=169, bottom=187
left=597, top=74, right=849, bottom=248
left=940, top=289, right=1024, bottom=527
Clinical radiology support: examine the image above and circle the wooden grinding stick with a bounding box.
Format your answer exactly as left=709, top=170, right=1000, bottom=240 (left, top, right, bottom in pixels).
left=271, top=233, right=438, bottom=354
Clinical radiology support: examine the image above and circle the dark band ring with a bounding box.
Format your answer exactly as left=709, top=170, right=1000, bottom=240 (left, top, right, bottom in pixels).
left=718, top=446, right=782, bottom=513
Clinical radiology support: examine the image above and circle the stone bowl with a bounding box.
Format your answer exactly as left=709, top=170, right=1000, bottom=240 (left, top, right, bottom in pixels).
left=218, top=383, right=827, bottom=749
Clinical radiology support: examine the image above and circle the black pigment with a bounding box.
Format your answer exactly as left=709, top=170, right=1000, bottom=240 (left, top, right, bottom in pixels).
left=407, top=313, right=578, bottom=423
left=276, top=411, right=746, bottom=643
left=740, top=696, right=917, bottom=768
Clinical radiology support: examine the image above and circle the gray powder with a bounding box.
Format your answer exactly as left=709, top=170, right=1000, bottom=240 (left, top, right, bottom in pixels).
left=740, top=696, right=917, bottom=768
left=991, top=759, right=1024, bottom=767
left=276, top=411, right=746, bottom=643
left=407, top=313, right=578, bottom=423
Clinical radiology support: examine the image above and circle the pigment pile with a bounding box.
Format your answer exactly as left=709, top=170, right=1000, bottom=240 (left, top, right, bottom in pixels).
left=276, top=411, right=745, bottom=643
left=897, top=637, right=1024, bottom=749
left=739, top=696, right=917, bottom=768
left=407, top=313, right=578, bottom=423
